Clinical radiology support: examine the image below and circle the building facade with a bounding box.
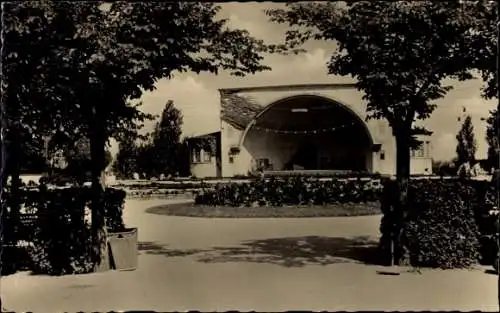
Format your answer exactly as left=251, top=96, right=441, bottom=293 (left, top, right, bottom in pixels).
left=189, top=84, right=432, bottom=178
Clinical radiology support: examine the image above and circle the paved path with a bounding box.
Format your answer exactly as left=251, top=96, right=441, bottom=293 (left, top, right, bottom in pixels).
left=1, top=199, right=498, bottom=312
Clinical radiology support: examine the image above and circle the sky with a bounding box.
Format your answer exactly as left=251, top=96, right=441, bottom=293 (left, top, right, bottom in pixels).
left=115, top=2, right=497, bottom=162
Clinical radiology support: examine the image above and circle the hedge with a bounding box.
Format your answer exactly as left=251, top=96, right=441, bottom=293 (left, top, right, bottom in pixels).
left=1, top=185, right=126, bottom=275
left=380, top=178, right=497, bottom=268
left=194, top=176, right=382, bottom=207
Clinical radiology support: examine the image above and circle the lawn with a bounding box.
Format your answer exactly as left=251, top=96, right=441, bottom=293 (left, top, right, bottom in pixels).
left=145, top=201, right=381, bottom=218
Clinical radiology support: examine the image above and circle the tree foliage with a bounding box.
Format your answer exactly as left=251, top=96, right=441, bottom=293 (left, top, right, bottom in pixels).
left=149, top=101, right=183, bottom=177
left=486, top=109, right=499, bottom=171
left=464, top=1, right=498, bottom=99
left=2, top=1, right=80, bottom=193
left=5, top=1, right=282, bottom=174
left=62, top=138, right=112, bottom=182
left=432, top=159, right=458, bottom=177
left=269, top=2, right=480, bottom=128
left=456, top=115, right=477, bottom=166
left=113, top=137, right=139, bottom=179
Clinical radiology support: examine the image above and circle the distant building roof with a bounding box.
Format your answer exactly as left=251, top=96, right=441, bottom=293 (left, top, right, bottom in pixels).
left=220, top=91, right=263, bottom=130
left=187, top=131, right=220, bottom=140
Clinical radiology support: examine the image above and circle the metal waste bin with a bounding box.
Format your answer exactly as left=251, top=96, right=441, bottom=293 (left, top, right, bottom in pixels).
left=107, top=228, right=138, bottom=271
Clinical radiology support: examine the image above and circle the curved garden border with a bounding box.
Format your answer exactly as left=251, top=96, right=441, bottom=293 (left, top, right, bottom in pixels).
left=145, top=201, right=381, bottom=218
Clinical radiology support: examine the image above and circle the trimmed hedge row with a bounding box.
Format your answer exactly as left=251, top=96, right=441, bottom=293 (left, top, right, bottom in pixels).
left=194, top=177, right=382, bottom=207
left=380, top=178, right=497, bottom=268
left=2, top=186, right=126, bottom=275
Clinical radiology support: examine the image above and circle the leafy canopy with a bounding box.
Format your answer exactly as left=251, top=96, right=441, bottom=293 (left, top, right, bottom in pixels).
left=463, top=0, right=498, bottom=99
left=59, top=2, right=284, bottom=140
left=2, top=2, right=84, bottom=159
left=486, top=109, right=499, bottom=170
left=112, top=136, right=139, bottom=179
left=266, top=2, right=491, bottom=134
left=150, top=101, right=184, bottom=176
left=3, top=2, right=284, bottom=146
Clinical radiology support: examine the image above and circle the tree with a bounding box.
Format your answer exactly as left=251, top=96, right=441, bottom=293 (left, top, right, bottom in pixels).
left=18, top=136, right=48, bottom=174
left=3, top=2, right=282, bottom=269
left=63, top=138, right=112, bottom=184
left=456, top=115, right=477, bottom=166
left=2, top=2, right=84, bottom=262
left=149, top=100, right=183, bottom=177
left=69, top=2, right=282, bottom=267
left=135, top=141, right=155, bottom=179
left=466, top=1, right=498, bottom=100
left=267, top=1, right=486, bottom=263
left=486, top=109, right=499, bottom=172
left=113, top=137, right=139, bottom=179
left=432, top=159, right=457, bottom=177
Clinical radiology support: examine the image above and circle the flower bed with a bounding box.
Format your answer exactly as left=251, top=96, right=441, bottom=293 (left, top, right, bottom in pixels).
left=194, top=177, right=383, bottom=207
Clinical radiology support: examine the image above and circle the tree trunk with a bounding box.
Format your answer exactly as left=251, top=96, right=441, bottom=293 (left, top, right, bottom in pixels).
left=89, top=125, right=109, bottom=272
left=394, top=131, right=412, bottom=265
left=7, top=131, right=22, bottom=246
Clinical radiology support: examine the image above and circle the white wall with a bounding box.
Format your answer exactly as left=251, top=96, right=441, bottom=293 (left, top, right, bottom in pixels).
left=20, top=174, right=43, bottom=184
left=410, top=135, right=433, bottom=175
left=411, top=158, right=433, bottom=175
left=220, top=121, right=245, bottom=177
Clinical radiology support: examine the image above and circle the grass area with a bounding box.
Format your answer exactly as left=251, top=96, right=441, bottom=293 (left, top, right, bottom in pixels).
left=146, top=202, right=381, bottom=218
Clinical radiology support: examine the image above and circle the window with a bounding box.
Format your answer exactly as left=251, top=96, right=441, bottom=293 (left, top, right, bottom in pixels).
left=202, top=150, right=211, bottom=162
left=192, top=149, right=212, bottom=163
left=192, top=149, right=201, bottom=163
left=415, top=147, right=424, bottom=158
left=424, top=141, right=431, bottom=157
left=256, top=158, right=272, bottom=171
left=229, top=156, right=234, bottom=164
left=257, top=158, right=270, bottom=169
left=380, top=151, right=385, bottom=160
left=412, top=143, right=425, bottom=158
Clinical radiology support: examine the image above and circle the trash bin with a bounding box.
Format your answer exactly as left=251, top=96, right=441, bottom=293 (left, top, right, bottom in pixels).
left=107, top=228, right=138, bottom=271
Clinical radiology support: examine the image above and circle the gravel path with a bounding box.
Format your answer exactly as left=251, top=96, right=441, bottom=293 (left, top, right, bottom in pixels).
left=1, top=198, right=497, bottom=312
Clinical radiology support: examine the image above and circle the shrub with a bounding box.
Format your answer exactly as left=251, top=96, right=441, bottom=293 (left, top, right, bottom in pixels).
left=1, top=185, right=126, bottom=275
left=194, top=177, right=382, bottom=206
left=29, top=186, right=94, bottom=275
left=380, top=178, right=495, bottom=268
left=104, top=188, right=127, bottom=232
left=404, top=180, right=480, bottom=268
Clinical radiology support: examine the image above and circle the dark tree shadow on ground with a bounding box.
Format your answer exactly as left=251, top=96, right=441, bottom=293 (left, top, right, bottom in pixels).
left=197, top=236, right=381, bottom=267
left=138, top=241, right=206, bottom=257
left=139, top=236, right=382, bottom=267
left=484, top=269, right=497, bottom=275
